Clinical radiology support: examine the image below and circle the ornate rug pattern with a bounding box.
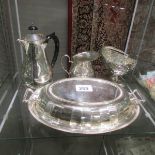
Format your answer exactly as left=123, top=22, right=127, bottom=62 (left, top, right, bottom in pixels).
left=68, top=0, right=136, bottom=78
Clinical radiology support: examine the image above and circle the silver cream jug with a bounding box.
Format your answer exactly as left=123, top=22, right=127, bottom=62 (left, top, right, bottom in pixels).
left=18, top=25, right=59, bottom=88
left=61, top=51, right=99, bottom=77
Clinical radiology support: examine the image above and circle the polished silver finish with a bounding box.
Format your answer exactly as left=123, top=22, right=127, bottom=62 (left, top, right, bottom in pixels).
left=18, top=38, right=52, bottom=88
left=61, top=51, right=99, bottom=77
left=22, top=34, right=45, bottom=43
left=18, top=29, right=59, bottom=89
left=28, top=77, right=140, bottom=134
left=101, top=46, right=136, bottom=82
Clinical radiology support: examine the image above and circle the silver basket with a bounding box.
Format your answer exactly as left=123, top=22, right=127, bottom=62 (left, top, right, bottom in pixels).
left=101, top=46, right=136, bottom=76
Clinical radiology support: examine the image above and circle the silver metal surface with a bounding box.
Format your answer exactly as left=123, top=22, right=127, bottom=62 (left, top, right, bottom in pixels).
left=18, top=34, right=45, bottom=44
left=28, top=77, right=140, bottom=134
left=18, top=34, right=53, bottom=89
left=61, top=51, right=99, bottom=77
left=101, top=46, right=136, bottom=82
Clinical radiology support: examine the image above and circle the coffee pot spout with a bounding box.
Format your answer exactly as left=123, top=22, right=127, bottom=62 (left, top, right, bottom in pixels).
left=17, top=39, right=29, bottom=53
left=17, top=39, right=27, bottom=47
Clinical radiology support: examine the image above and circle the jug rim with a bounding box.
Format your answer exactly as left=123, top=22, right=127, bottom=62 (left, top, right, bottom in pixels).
left=73, top=51, right=99, bottom=61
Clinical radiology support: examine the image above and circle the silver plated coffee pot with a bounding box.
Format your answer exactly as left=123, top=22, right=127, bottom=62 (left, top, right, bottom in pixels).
left=18, top=25, right=59, bottom=89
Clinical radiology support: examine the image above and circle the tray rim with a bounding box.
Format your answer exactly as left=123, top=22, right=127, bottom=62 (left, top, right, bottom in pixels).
left=28, top=99, right=140, bottom=134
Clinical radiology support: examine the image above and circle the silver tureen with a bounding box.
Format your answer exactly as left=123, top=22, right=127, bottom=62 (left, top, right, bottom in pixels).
left=28, top=77, right=140, bottom=134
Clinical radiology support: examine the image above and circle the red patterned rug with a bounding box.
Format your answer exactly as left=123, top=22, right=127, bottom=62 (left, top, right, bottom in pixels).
left=68, top=0, right=135, bottom=78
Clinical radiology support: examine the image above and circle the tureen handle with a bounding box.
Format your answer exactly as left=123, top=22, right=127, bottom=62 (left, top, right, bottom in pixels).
left=23, top=88, right=34, bottom=103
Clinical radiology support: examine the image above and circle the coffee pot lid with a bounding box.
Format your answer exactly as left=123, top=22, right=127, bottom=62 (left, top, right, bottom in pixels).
left=24, top=25, right=45, bottom=42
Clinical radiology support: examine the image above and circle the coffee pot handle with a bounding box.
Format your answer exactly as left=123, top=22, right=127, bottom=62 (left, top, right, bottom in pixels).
left=61, top=54, right=73, bottom=77
left=44, top=32, right=59, bottom=68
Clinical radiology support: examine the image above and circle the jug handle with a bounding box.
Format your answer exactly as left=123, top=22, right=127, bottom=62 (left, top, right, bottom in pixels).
left=103, top=46, right=128, bottom=57
left=61, top=54, right=73, bottom=77
left=44, top=32, right=59, bottom=68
